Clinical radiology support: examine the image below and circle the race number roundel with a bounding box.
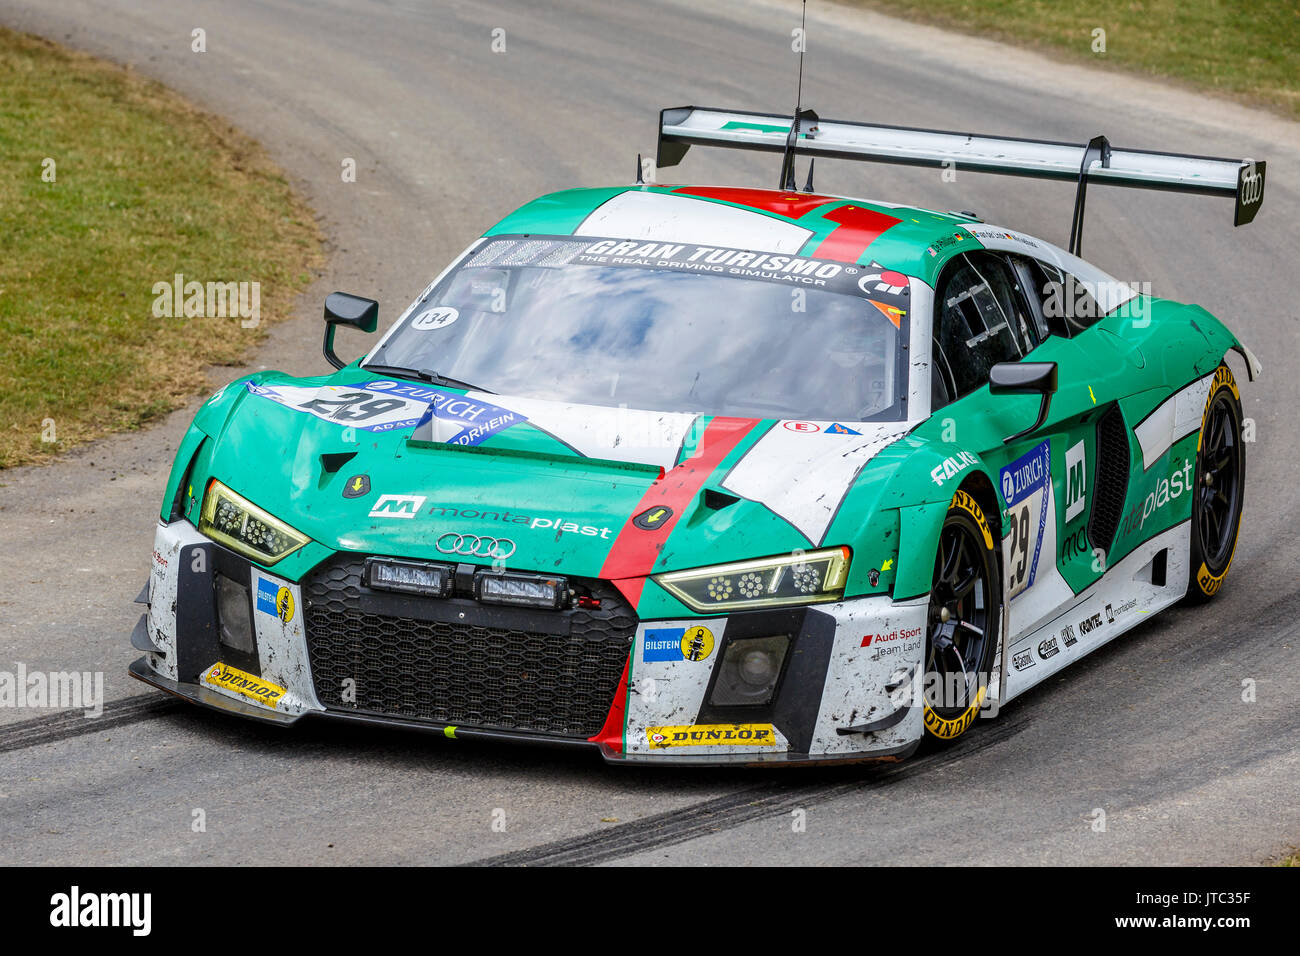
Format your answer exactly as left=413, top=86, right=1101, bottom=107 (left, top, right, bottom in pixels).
left=411, top=306, right=459, bottom=331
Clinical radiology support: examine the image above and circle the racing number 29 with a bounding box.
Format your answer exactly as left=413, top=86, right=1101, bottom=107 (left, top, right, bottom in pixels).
left=1005, top=502, right=1032, bottom=596
left=297, top=392, right=408, bottom=422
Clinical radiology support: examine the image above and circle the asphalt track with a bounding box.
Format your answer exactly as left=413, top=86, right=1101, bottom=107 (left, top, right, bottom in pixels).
left=0, top=0, right=1297, bottom=865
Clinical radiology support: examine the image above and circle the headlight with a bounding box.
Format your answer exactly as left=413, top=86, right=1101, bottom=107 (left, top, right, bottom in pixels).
left=199, top=479, right=310, bottom=565
left=654, top=547, right=850, bottom=612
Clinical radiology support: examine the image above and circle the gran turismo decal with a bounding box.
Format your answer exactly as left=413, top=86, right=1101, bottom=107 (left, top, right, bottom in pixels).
left=572, top=238, right=908, bottom=295
left=854, top=261, right=910, bottom=328
left=203, top=663, right=286, bottom=707
left=645, top=723, right=776, bottom=748
left=1001, top=439, right=1051, bottom=600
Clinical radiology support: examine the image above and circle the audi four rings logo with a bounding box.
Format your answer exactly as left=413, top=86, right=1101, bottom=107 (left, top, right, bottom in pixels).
left=436, top=532, right=517, bottom=559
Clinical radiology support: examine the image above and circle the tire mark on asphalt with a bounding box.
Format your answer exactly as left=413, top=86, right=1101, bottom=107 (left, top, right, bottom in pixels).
left=469, top=713, right=1031, bottom=867
left=0, top=694, right=179, bottom=754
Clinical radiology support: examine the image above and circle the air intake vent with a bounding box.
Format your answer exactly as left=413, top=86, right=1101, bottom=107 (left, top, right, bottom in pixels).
left=1088, top=406, right=1130, bottom=554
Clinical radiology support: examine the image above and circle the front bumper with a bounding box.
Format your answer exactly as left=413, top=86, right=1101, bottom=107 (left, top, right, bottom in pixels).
left=133, top=519, right=928, bottom=765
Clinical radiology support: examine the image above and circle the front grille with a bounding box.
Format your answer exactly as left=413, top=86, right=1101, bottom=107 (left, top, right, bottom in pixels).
left=1088, top=405, right=1130, bottom=553
left=302, top=558, right=635, bottom=738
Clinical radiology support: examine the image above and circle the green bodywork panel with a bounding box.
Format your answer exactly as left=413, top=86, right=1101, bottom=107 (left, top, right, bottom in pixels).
left=162, top=183, right=1244, bottom=623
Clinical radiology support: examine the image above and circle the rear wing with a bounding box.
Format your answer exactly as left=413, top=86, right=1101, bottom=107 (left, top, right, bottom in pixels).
left=656, top=106, right=1265, bottom=254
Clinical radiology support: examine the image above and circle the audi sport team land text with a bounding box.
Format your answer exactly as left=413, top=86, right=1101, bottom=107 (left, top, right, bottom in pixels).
left=129, top=106, right=1265, bottom=764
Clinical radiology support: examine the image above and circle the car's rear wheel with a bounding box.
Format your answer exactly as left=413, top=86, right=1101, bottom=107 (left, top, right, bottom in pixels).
left=1185, top=364, right=1245, bottom=603
left=922, top=489, right=1000, bottom=743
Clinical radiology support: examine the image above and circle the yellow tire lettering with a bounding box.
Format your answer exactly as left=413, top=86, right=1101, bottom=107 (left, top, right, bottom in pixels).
left=951, top=489, right=993, bottom=550
left=1194, top=365, right=1241, bottom=594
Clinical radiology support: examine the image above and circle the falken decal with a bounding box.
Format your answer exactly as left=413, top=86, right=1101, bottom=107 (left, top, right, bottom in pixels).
left=1000, top=439, right=1051, bottom=600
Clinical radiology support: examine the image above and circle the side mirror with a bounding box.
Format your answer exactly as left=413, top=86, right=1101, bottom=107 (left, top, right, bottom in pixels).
left=323, top=292, right=379, bottom=369
left=989, top=361, right=1057, bottom=444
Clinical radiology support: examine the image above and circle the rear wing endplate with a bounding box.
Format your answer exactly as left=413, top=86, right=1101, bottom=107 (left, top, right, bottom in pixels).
left=657, top=106, right=1265, bottom=253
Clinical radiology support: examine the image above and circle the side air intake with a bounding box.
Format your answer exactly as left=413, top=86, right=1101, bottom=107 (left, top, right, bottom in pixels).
left=1088, top=406, right=1130, bottom=554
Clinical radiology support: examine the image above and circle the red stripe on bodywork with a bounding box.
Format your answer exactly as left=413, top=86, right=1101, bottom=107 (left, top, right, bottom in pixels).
left=588, top=655, right=630, bottom=752
left=589, top=416, right=756, bottom=754
left=672, top=186, right=836, bottom=219
left=599, top=416, right=757, bottom=608
left=813, top=205, right=901, bottom=262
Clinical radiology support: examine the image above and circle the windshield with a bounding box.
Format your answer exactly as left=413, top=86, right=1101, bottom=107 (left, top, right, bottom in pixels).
left=367, top=235, right=910, bottom=421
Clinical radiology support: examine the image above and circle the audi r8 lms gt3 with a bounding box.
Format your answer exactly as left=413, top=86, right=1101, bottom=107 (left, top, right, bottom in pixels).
left=128, top=106, right=1266, bottom=765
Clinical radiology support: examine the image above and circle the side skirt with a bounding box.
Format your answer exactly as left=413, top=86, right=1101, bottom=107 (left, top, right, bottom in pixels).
left=1001, top=520, right=1190, bottom=701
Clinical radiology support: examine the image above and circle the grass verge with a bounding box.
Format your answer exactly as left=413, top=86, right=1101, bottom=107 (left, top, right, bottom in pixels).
left=0, top=27, right=321, bottom=468
left=849, top=0, right=1300, bottom=120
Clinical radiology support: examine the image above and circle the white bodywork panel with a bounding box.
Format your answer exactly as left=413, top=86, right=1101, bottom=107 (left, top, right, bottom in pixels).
left=148, top=521, right=323, bottom=717
left=623, top=594, right=928, bottom=758
left=247, top=566, right=323, bottom=716
left=1003, top=520, right=1191, bottom=700
left=719, top=423, right=910, bottom=545
left=1134, top=373, right=1214, bottom=470
left=460, top=391, right=699, bottom=471
left=146, top=521, right=206, bottom=682
left=575, top=189, right=814, bottom=252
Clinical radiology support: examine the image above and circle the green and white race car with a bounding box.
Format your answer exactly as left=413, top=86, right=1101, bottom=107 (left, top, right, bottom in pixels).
left=129, top=107, right=1266, bottom=764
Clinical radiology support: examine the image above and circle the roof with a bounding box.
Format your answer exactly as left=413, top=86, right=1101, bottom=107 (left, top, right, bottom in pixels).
left=483, top=185, right=986, bottom=286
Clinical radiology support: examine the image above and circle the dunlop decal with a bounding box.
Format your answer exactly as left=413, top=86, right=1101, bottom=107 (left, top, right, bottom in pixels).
left=646, top=724, right=776, bottom=748
left=203, top=663, right=286, bottom=708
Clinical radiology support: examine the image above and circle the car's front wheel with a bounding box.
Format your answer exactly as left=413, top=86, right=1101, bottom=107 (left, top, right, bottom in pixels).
left=922, top=489, right=1001, bottom=743
left=1185, top=364, right=1245, bottom=602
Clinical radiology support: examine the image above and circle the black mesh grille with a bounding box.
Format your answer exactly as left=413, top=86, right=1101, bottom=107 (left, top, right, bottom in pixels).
left=302, top=558, right=635, bottom=738
left=1088, top=405, right=1130, bottom=553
